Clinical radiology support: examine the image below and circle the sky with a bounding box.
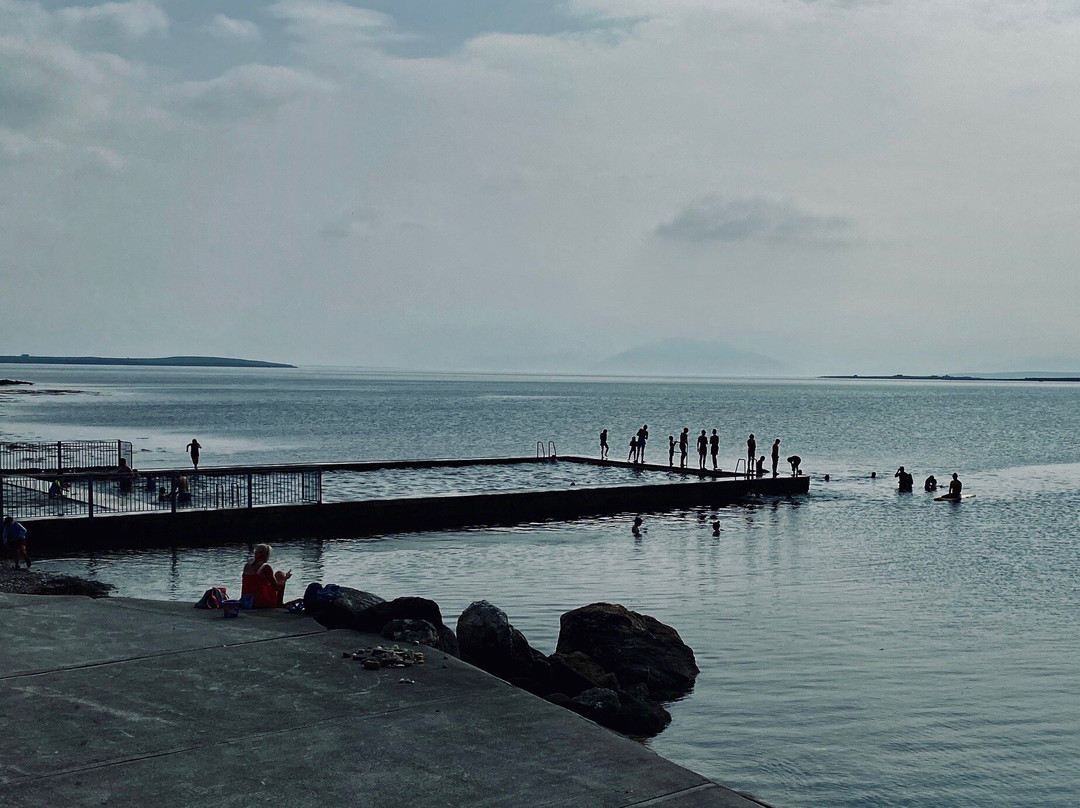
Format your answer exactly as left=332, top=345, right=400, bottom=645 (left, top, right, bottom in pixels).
left=2, top=0, right=1080, bottom=375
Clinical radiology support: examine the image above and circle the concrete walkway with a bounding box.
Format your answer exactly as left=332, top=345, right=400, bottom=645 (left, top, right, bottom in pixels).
left=0, top=593, right=765, bottom=808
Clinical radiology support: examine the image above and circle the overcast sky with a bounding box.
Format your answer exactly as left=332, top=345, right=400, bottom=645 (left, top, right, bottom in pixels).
left=3, top=0, right=1080, bottom=374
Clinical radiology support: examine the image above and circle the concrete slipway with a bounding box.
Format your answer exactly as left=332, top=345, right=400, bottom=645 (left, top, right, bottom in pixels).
left=0, top=593, right=767, bottom=808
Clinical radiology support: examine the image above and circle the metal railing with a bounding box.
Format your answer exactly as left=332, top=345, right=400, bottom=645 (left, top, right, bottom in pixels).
left=0, top=440, right=133, bottom=473
left=0, top=466, right=321, bottom=520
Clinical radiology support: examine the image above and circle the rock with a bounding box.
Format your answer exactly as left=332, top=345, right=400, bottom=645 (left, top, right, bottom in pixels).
left=548, top=651, right=620, bottom=697
left=569, top=687, right=621, bottom=723
left=356, top=597, right=458, bottom=656
left=566, top=686, right=671, bottom=737
left=352, top=596, right=444, bottom=632
left=456, top=600, right=550, bottom=691
left=556, top=602, right=699, bottom=701
left=380, top=618, right=439, bottom=647
left=304, top=584, right=385, bottom=630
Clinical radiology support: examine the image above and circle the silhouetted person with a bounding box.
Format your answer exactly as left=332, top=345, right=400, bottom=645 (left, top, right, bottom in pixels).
left=771, top=439, right=781, bottom=477
left=924, top=475, right=938, bottom=492
left=895, top=466, right=913, bottom=492
left=697, top=430, right=708, bottom=469
left=636, top=425, right=649, bottom=464
left=628, top=436, right=638, bottom=463
left=668, top=435, right=675, bottom=467
left=756, top=455, right=765, bottom=477
left=787, top=455, right=802, bottom=476
left=186, top=438, right=201, bottom=470
left=632, top=516, right=643, bottom=536
left=3, top=515, right=30, bottom=569
left=948, top=473, right=962, bottom=498
left=599, top=429, right=609, bottom=460
left=747, top=433, right=756, bottom=474
left=709, top=429, right=719, bottom=470
left=679, top=428, right=689, bottom=468
left=712, top=520, right=722, bottom=535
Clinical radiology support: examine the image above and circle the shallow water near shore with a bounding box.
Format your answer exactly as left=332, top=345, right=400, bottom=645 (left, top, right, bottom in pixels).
left=4, top=366, right=1080, bottom=807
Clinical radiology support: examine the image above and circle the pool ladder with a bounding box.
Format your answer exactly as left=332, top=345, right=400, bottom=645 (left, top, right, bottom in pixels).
left=536, top=440, right=558, bottom=459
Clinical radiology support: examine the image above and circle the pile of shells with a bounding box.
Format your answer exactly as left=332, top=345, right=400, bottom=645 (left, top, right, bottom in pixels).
left=343, top=644, right=426, bottom=671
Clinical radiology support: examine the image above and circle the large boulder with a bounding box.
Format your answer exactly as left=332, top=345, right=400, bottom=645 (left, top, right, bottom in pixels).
left=303, top=584, right=385, bottom=630
left=567, top=686, right=671, bottom=738
left=457, top=600, right=550, bottom=692
left=556, top=603, right=699, bottom=701
left=547, top=651, right=620, bottom=697
left=357, top=597, right=459, bottom=656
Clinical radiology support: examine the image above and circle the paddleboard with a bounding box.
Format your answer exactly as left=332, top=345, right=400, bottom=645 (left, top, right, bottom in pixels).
left=933, top=493, right=975, bottom=501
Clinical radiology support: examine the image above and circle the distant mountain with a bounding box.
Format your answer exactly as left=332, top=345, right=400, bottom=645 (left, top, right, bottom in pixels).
left=0, top=355, right=295, bottom=368
left=595, top=338, right=786, bottom=377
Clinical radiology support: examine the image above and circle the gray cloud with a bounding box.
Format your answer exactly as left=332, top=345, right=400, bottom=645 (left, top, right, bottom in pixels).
left=656, top=196, right=856, bottom=246
left=170, top=64, right=333, bottom=121
left=55, top=1, right=168, bottom=40
left=207, top=14, right=261, bottom=42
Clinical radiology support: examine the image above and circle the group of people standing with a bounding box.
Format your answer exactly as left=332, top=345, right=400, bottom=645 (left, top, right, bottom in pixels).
left=600, top=427, right=797, bottom=477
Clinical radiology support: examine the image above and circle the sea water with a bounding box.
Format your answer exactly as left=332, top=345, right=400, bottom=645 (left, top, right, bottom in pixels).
left=1, top=366, right=1078, bottom=808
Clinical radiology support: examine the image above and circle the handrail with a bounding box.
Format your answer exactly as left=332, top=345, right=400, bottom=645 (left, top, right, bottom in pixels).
left=548, top=441, right=557, bottom=458
left=536, top=441, right=547, bottom=458
left=733, top=458, right=746, bottom=478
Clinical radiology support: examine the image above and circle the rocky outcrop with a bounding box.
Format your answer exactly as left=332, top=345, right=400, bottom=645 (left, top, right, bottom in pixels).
left=304, top=587, right=458, bottom=656
left=456, top=600, right=550, bottom=691
left=556, top=602, right=698, bottom=701
left=455, top=599, right=692, bottom=739
left=0, top=569, right=112, bottom=598
left=303, top=584, right=385, bottom=630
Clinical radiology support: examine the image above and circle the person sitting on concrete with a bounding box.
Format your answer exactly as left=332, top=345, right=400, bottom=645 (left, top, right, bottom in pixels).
left=117, top=458, right=137, bottom=493
left=787, top=455, right=802, bottom=476
left=242, top=543, right=292, bottom=608
left=756, top=455, right=766, bottom=478
left=175, top=475, right=192, bottom=505
left=48, top=479, right=63, bottom=499
left=3, top=515, right=31, bottom=570
left=924, top=475, right=938, bottom=492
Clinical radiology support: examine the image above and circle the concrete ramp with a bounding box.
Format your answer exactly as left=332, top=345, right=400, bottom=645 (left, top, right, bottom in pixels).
left=0, top=594, right=764, bottom=808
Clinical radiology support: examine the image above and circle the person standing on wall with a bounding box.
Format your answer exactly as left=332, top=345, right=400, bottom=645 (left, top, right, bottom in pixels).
left=186, top=438, right=202, bottom=470
left=599, top=429, right=609, bottom=460
left=746, top=434, right=756, bottom=476
left=709, top=429, right=719, bottom=470
left=771, top=438, right=781, bottom=478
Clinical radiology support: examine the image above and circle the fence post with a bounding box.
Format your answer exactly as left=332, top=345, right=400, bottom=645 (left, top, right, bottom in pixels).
left=87, top=476, right=95, bottom=518
left=170, top=473, right=177, bottom=514
left=117, top=439, right=122, bottom=468
left=317, top=469, right=323, bottom=504
left=247, top=473, right=253, bottom=509
left=0, top=472, right=5, bottom=516
left=57, top=441, right=63, bottom=473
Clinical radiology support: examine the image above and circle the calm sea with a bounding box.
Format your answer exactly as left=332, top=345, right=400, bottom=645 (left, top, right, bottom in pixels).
left=2, top=366, right=1078, bottom=808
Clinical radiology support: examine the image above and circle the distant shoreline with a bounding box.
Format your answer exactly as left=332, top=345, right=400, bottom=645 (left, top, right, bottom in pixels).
left=0, top=355, right=295, bottom=369
left=821, top=374, right=1080, bottom=382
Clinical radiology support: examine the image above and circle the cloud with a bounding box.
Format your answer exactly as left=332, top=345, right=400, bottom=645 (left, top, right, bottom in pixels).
left=55, top=1, right=168, bottom=40
left=268, top=1, right=393, bottom=33
left=208, top=14, right=261, bottom=42
left=0, top=34, right=137, bottom=132
left=170, top=64, right=333, bottom=121
left=656, top=196, right=856, bottom=246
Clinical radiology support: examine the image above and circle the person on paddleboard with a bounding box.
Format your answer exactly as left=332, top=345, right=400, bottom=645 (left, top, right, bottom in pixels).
left=948, top=473, right=962, bottom=498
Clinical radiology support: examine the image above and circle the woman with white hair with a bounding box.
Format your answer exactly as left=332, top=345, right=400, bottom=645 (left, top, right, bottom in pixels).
left=241, top=543, right=292, bottom=608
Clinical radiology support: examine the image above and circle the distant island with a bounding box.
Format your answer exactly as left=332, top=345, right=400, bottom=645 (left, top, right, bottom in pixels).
left=823, top=374, right=1080, bottom=382
left=0, top=355, right=295, bottom=369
